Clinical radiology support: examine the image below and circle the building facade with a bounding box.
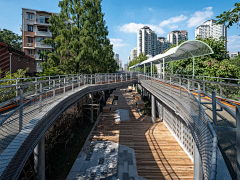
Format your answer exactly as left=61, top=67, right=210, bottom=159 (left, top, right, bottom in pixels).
left=124, top=63, right=128, bottom=71
left=195, top=19, right=227, bottom=48
left=118, top=59, right=122, bottom=69
left=157, top=37, right=171, bottom=54
left=167, top=30, right=188, bottom=46
left=113, top=52, right=119, bottom=65
left=0, top=42, right=36, bottom=78
left=21, top=8, right=59, bottom=72
left=229, top=52, right=240, bottom=59
left=137, top=26, right=157, bottom=57
left=130, top=47, right=138, bottom=61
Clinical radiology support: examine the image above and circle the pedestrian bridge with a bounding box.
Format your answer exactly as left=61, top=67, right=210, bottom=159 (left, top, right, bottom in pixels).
left=0, top=73, right=238, bottom=179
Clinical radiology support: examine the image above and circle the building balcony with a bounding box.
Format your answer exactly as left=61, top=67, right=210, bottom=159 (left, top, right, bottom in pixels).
left=35, top=31, right=52, bottom=37
left=35, top=42, right=52, bottom=49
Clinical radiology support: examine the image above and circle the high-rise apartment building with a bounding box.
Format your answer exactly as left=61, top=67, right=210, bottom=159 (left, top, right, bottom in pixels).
left=137, top=26, right=157, bottom=57
left=167, top=30, right=188, bottom=46
left=157, top=37, right=171, bottom=54
left=195, top=19, right=227, bottom=49
left=113, top=52, right=119, bottom=65
left=130, top=47, right=138, bottom=61
left=21, top=8, right=59, bottom=72
left=119, top=59, right=122, bottom=69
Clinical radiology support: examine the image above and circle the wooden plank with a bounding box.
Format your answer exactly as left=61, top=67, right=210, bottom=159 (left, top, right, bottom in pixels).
left=89, top=87, right=194, bottom=180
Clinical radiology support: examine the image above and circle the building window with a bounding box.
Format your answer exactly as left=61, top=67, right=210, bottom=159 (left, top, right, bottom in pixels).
left=37, top=26, right=48, bottom=32
left=28, top=37, right=33, bottom=43
left=40, top=16, right=45, bottom=23
left=28, top=14, right=33, bottom=20
left=36, top=37, right=45, bottom=42
left=28, top=49, right=34, bottom=55
left=28, top=25, right=33, bottom=32
left=45, top=17, right=49, bottom=24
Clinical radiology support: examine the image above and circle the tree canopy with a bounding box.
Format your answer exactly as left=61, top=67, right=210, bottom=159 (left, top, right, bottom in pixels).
left=0, top=29, right=22, bottom=50
left=39, top=0, right=118, bottom=76
left=216, top=3, right=240, bottom=28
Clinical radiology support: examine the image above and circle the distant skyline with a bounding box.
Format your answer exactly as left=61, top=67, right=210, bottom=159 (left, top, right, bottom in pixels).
left=0, top=0, right=239, bottom=66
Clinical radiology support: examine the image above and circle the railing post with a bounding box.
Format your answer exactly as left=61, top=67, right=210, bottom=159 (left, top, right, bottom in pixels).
left=126, top=73, right=127, bottom=81
left=179, top=78, right=182, bottom=98
left=220, top=77, right=222, bottom=96
left=121, top=74, right=122, bottom=82
left=84, top=75, right=85, bottom=86
left=35, top=77, right=38, bottom=93
left=64, top=78, right=66, bottom=94
left=188, top=79, right=190, bottom=104
left=115, top=74, right=116, bottom=83
left=212, top=91, right=217, bottom=127
left=91, top=75, right=92, bottom=85
left=198, top=83, right=201, bottom=103
left=16, top=78, right=18, bottom=97
left=49, top=76, right=50, bottom=89
left=170, top=76, right=172, bottom=95
left=19, top=88, right=23, bottom=132
left=53, top=80, right=55, bottom=101
left=78, top=74, right=80, bottom=87
left=72, top=77, right=74, bottom=92
left=89, top=93, right=93, bottom=123
left=39, top=82, right=42, bottom=112
left=203, top=77, right=205, bottom=92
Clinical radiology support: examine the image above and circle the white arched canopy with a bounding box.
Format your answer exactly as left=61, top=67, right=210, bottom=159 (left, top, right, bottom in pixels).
left=129, top=40, right=214, bottom=76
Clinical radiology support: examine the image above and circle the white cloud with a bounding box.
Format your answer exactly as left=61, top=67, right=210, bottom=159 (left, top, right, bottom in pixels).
left=168, top=25, right=178, bottom=29
left=110, top=38, right=128, bottom=50
left=159, top=15, right=187, bottom=27
left=187, top=7, right=214, bottom=28
left=119, top=22, right=165, bottom=34
left=148, top=8, right=153, bottom=11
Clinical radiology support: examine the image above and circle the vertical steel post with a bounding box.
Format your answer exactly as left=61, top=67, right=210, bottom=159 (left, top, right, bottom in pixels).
left=102, top=91, right=105, bottom=104
left=89, top=93, right=93, bottom=123
left=136, top=84, right=138, bottom=92
left=115, top=74, right=116, bottom=83
left=194, top=143, right=203, bottom=180
left=34, top=136, right=45, bottom=180
left=126, top=73, right=127, bottom=81
left=91, top=75, right=92, bottom=85
left=203, top=77, right=205, bottom=92
left=39, top=82, right=42, bottom=112
left=72, top=77, right=74, bottom=92
left=19, top=88, right=23, bottom=132
left=78, top=75, right=80, bottom=87
left=64, top=78, right=66, bottom=94
left=220, top=77, right=222, bottom=96
left=49, top=76, right=50, bottom=89
left=188, top=79, right=190, bottom=104
left=151, top=94, right=156, bottom=124
left=53, top=80, right=55, bottom=101
left=16, top=79, right=18, bottom=97
left=35, top=77, right=38, bottom=93
left=163, top=58, right=165, bottom=80
left=212, top=91, right=217, bottom=127
left=236, top=107, right=240, bottom=180
left=170, top=76, right=172, bottom=95
left=84, top=75, right=85, bottom=86
left=121, top=74, right=122, bottom=82
left=193, top=56, right=195, bottom=77
left=179, top=78, right=182, bottom=98
left=198, top=83, right=201, bottom=103
left=151, top=62, right=153, bottom=77
left=144, top=64, right=146, bottom=74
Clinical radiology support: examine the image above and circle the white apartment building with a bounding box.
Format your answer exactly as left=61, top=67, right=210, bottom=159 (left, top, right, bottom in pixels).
left=21, top=8, right=59, bottom=72
left=195, top=19, right=227, bottom=49
left=114, top=52, right=119, bottom=65
left=130, top=47, right=138, bottom=61
left=124, top=64, right=128, bottom=71
left=119, top=59, right=122, bottom=69
left=229, top=52, right=240, bottom=59
left=157, top=37, right=171, bottom=54
left=167, top=30, right=188, bottom=46
left=137, top=26, right=157, bottom=57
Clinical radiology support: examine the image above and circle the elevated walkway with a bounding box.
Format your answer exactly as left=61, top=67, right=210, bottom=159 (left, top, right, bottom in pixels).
left=67, top=87, right=194, bottom=180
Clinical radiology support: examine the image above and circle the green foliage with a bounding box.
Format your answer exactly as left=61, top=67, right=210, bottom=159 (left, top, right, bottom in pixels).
left=127, top=53, right=157, bottom=73
left=39, top=0, right=118, bottom=75
left=164, top=36, right=238, bottom=79
left=0, top=68, right=30, bottom=103
left=0, top=29, right=22, bottom=50
left=216, top=3, right=240, bottom=28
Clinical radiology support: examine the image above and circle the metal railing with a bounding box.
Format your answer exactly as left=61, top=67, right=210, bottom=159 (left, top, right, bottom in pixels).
left=139, top=72, right=240, bottom=179
left=0, top=72, right=138, bottom=179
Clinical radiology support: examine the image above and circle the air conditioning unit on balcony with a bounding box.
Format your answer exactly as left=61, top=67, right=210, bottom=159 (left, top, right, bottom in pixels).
left=27, top=44, right=31, bottom=46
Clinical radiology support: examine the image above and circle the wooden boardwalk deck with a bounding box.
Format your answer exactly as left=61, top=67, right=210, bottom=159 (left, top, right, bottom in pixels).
left=90, top=88, right=194, bottom=180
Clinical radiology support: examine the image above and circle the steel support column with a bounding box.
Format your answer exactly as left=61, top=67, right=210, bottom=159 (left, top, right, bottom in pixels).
left=89, top=93, right=93, bottom=123
left=34, top=136, right=45, bottom=180
left=151, top=94, right=156, bottom=124
left=102, top=91, right=105, bottom=104
left=194, top=143, right=203, bottom=180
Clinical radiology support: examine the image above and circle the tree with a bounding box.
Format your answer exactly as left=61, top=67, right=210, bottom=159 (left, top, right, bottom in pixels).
left=40, top=0, right=117, bottom=75
left=0, top=29, right=22, bottom=50
left=216, top=3, right=240, bottom=28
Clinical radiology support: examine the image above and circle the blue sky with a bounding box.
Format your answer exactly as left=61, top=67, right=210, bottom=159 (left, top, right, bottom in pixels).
left=0, top=0, right=239, bottom=66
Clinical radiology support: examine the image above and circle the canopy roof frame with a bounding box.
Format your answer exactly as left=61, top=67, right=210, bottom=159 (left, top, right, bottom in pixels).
left=129, top=40, right=214, bottom=76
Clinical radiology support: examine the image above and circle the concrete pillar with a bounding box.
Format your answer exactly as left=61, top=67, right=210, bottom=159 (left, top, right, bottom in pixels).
left=34, top=136, right=45, bottom=180
left=89, top=93, right=93, bottom=123
left=151, top=94, right=156, bottom=124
